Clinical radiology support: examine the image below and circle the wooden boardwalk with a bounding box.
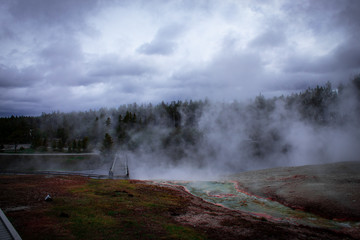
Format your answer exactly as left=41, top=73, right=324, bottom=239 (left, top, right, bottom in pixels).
left=109, top=154, right=129, bottom=179
left=0, top=209, right=21, bottom=240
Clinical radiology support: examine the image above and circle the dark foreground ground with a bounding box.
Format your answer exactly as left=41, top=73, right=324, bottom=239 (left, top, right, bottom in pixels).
left=1, top=164, right=359, bottom=240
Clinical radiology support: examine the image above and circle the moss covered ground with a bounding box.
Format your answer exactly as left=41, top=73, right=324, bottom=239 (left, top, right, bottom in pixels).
left=0, top=175, right=206, bottom=240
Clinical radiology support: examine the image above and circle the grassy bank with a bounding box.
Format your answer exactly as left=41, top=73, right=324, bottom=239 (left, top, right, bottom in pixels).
left=50, top=180, right=204, bottom=239
left=1, top=174, right=357, bottom=240
left=0, top=175, right=205, bottom=240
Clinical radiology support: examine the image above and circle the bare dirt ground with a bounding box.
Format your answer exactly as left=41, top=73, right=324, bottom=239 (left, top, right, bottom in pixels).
left=0, top=173, right=357, bottom=239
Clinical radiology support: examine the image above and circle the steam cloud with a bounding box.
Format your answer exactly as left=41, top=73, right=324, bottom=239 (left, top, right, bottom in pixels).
left=2, top=81, right=359, bottom=180
left=126, top=82, right=360, bottom=180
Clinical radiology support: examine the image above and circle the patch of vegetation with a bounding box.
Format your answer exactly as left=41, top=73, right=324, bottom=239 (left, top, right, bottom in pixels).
left=164, top=224, right=205, bottom=240
left=47, top=179, right=206, bottom=240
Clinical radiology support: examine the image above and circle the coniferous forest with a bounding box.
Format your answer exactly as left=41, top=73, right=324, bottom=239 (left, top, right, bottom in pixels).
left=1, top=77, right=360, bottom=176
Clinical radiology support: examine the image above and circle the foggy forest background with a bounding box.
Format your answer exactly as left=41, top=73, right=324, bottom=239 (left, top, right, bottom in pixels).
left=1, top=77, right=360, bottom=179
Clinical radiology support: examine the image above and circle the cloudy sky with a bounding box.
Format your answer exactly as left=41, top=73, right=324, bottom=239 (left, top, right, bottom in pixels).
left=1, top=0, right=359, bottom=116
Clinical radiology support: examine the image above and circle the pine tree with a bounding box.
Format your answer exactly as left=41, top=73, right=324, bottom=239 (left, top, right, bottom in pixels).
left=102, top=133, right=113, bottom=152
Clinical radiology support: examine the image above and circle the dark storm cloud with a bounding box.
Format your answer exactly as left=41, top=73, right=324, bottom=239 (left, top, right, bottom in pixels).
left=0, top=102, right=41, bottom=117
left=281, top=0, right=360, bottom=77
left=137, top=23, right=185, bottom=56
left=333, top=40, right=360, bottom=70
left=284, top=39, right=360, bottom=74
left=0, top=65, right=41, bottom=88
left=1, top=0, right=360, bottom=116
left=0, top=84, right=47, bottom=116
left=335, top=1, right=360, bottom=35
left=8, top=0, right=100, bottom=31
left=0, top=0, right=101, bottom=88
left=282, top=0, right=360, bottom=35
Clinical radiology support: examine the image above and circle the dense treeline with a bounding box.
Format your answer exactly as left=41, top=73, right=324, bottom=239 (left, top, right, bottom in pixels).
left=0, top=99, right=207, bottom=153
left=1, top=77, right=359, bottom=169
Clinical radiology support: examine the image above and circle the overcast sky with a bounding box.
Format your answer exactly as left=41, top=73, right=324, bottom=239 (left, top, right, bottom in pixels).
left=1, top=0, right=359, bottom=116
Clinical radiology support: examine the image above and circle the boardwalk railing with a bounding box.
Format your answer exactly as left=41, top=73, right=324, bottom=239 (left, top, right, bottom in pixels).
left=109, top=154, right=129, bottom=179
left=0, top=209, right=22, bottom=240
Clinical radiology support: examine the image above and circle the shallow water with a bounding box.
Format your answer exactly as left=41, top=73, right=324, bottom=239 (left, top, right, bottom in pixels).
left=160, top=180, right=360, bottom=229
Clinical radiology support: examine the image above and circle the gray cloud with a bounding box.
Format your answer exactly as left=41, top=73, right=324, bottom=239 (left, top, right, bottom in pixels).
left=89, top=55, right=154, bottom=78
left=0, top=85, right=47, bottom=116
left=0, top=65, right=41, bottom=88
left=174, top=45, right=267, bottom=100
left=282, top=0, right=360, bottom=34
left=0, top=23, right=16, bottom=41
left=332, top=39, right=360, bottom=70
left=276, top=0, right=360, bottom=86
left=248, top=29, right=286, bottom=49
left=35, top=38, right=88, bottom=86
left=138, top=41, right=176, bottom=56
left=137, top=23, right=185, bottom=56
left=0, top=0, right=359, bottom=116
left=284, top=39, right=360, bottom=75
left=8, top=0, right=100, bottom=32
left=39, top=39, right=84, bottom=67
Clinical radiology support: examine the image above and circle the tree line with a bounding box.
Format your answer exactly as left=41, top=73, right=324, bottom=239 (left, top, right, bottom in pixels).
left=0, top=77, right=359, bottom=165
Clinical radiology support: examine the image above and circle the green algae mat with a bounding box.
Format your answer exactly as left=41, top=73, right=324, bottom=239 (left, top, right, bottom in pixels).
left=161, top=180, right=360, bottom=230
